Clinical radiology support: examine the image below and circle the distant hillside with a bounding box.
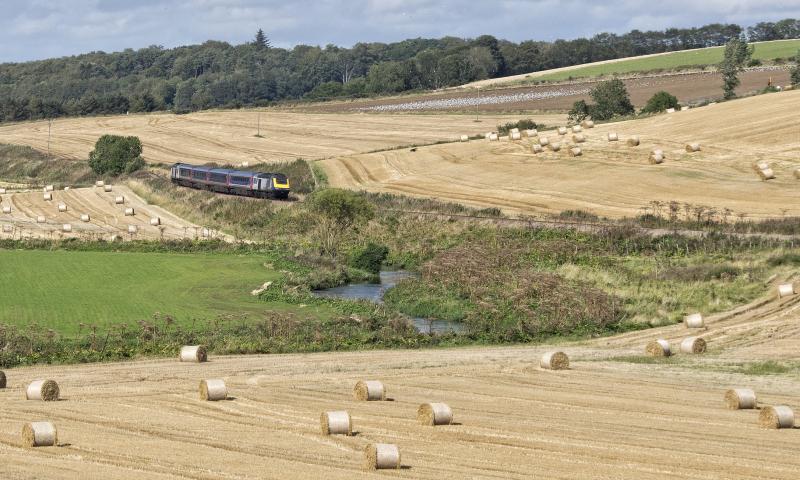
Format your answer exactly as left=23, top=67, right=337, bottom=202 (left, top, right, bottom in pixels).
left=0, top=19, right=797, bottom=122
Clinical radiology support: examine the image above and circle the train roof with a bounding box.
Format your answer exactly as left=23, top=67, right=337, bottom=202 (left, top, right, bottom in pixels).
left=172, top=163, right=283, bottom=177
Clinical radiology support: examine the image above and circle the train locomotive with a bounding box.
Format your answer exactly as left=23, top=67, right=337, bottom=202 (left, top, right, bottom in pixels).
left=169, top=163, right=290, bottom=199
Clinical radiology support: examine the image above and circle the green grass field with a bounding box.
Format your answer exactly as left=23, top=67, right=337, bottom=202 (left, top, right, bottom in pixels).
left=0, top=250, right=332, bottom=333
left=534, top=39, right=800, bottom=82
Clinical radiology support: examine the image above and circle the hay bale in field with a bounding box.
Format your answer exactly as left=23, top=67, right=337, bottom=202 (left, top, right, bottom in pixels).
left=26, top=380, right=59, bottom=401
left=0, top=370, right=5, bottom=388
left=460, top=135, right=469, bottom=142
left=685, top=143, right=701, bottom=153
left=759, top=406, right=795, bottom=429
left=109, top=234, right=121, bottom=242
left=569, top=147, right=582, bottom=157
left=21, top=422, right=57, bottom=447
left=63, top=187, right=70, bottom=191
left=510, top=131, right=522, bottom=140
left=363, top=443, right=400, bottom=470
left=680, top=336, right=707, bottom=354
left=666, top=108, right=676, bottom=113
left=650, top=149, right=665, bottom=160
left=354, top=380, right=385, bottom=401
left=627, top=136, right=640, bottom=147
left=128, top=225, right=137, bottom=234
left=531, top=144, right=543, bottom=154
left=525, top=129, right=537, bottom=137
left=320, top=411, right=352, bottom=435
left=43, top=193, right=52, bottom=201
left=510, top=127, right=520, bottom=134
left=95, top=180, right=105, bottom=187
left=793, top=168, right=800, bottom=179
left=558, top=127, right=568, bottom=135
left=607, top=132, right=619, bottom=141
left=649, top=154, right=664, bottom=164
left=681, top=106, right=690, bottom=111
left=62, top=224, right=72, bottom=232
left=684, top=313, right=704, bottom=328
left=241, top=161, right=249, bottom=168
left=758, top=168, right=775, bottom=180
left=785, top=85, right=794, bottom=91
left=549, top=142, right=561, bottom=152
left=777, top=283, right=795, bottom=298
left=104, top=185, right=113, bottom=192
left=150, top=217, right=161, bottom=226
left=1, top=206, right=11, bottom=213
left=572, top=134, right=586, bottom=143
left=57, top=203, right=67, bottom=212
left=646, top=339, right=671, bottom=357
left=201, top=228, right=211, bottom=238
left=114, top=196, right=125, bottom=204
left=484, top=132, right=492, bottom=139
left=36, top=216, right=46, bottom=223
left=489, top=133, right=499, bottom=141
left=180, top=345, right=207, bottom=362
left=199, top=379, right=227, bottom=401
left=1, top=225, right=10, bottom=233
left=724, top=388, right=757, bottom=410
left=540, top=351, right=570, bottom=370
left=80, top=214, right=90, bottom=222
left=539, top=136, right=550, bottom=146
left=418, top=402, right=453, bottom=426
left=753, top=161, right=770, bottom=172
left=124, top=207, right=135, bottom=216
left=0, top=188, right=5, bottom=194
left=44, top=185, right=54, bottom=192
left=581, top=120, right=595, bottom=128
left=572, top=125, right=582, bottom=133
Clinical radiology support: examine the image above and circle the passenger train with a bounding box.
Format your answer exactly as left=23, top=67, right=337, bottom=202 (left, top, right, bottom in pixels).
left=169, top=163, right=290, bottom=199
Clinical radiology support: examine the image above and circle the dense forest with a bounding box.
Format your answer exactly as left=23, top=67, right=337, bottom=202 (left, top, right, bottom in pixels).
left=0, top=19, right=798, bottom=123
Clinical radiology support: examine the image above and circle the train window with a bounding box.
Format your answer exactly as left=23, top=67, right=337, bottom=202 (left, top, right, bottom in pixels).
left=179, top=168, right=191, bottom=178
left=273, top=173, right=288, bottom=183
left=230, top=176, right=250, bottom=186
left=209, top=173, right=227, bottom=183
left=192, top=170, right=207, bottom=180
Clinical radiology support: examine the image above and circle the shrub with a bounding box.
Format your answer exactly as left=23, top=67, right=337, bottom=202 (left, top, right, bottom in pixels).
left=88, top=135, right=144, bottom=175
left=568, top=100, right=590, bottom=123
left=497, top=119, right=537, bottom=135
left=588, top=79, right=634, bottom=120
left=790, top=50, right=800, bottom=86
left=308, top=189, right=375, bottom=257
left=349, top=242, right=389, bottom=274
left=641, top=91, right=680, bottom=114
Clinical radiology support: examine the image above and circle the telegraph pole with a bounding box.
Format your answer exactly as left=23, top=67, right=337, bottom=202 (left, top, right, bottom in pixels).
left=47, top=119, right=52, bottom=156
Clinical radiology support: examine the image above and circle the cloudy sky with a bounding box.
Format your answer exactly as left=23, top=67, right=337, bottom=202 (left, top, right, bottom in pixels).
left=1, top=0, right=799, bottom=62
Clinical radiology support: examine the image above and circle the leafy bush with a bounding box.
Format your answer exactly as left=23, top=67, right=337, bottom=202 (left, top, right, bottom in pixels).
left=88, top=135, right=144, bottom=175
left=791, top=50, right=800, bottom=86
left=641, top=91, right=680, bottom=114
left=497, top=119, right=538, bottom=135
left=588, top=79, right=635, bottom=120
left=568, top=100, right=590, bottom=123
left=349, top=242, right=389, bottom=274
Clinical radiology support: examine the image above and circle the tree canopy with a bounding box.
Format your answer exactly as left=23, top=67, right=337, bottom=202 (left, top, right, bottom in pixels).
left=88, top=135, right=145, bottom=175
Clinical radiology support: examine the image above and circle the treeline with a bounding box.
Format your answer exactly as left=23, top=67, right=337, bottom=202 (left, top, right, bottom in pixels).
left=0, top=20, right=796, bottom=122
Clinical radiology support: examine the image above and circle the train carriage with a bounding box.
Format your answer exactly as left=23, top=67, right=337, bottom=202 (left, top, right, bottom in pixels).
left=169, top=163, right=290, bottom=199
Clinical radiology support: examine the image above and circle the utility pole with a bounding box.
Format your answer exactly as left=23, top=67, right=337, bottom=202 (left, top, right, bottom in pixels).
left=257, top=112, right=261, bottom=137
left=47, top=119, right=52, bottom=156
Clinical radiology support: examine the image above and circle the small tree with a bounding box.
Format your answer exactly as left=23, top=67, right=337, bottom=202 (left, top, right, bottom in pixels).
left=88, top=135, right=145, bottom=175
left=589, top=79, right=634, bottom=120
left=641, top=91, right=680, bottom=113
left=790, top=49, right=800, bottom=86
left=308, top=189, right=374, bottom=257
left=720, top=37, right=753, bottom=99
left=567, top=100, right=590, bottom=123
left=254, top=29, right=270, bottom=49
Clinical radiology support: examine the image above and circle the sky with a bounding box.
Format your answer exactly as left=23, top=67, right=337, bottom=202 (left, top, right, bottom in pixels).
left=1, top=0, right=799, bottom=63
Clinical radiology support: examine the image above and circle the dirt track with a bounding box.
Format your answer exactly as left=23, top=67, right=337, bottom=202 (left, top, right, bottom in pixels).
left=0, top=185, right=219, bottom=241
left=1, top=285, right=799, bottom=479
left=322, top=90, right=800, bottom=218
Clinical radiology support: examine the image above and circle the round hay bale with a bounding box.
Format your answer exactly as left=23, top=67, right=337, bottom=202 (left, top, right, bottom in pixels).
left=179, top=345, right=207, bottom=363
left=539, top=136, right=549, bottom=146
left=363, top=443, right=400, bottom=470
left=124, top=207, right=135, bottom=216
left=650, top=149, right=664, bottom=159
left=681, top=106, right=690, bottom=111
left=63, top=187, right=70, bottom=191
left=354, top=380, right=385, bottom=401
left=320, top=411, right=352, bottom=435
left=80, top=214, right=90, bottom=222
left=666, top=108, right=676, bottom=113
left=2, top=206, right=11, bottom=213
left=62, top=224, right=72, bottom=232
left=777, top=283, right=795, bottom=298
left=754, top=161, right=769, bottom=171
left=572, top=125, right=582, bottom=133
left=607, top=132, right=619, bottom=141
left=581, top=120, right=595, bottom=128
left=680, top=336, right=707, bottom=354
left=95, top=180, right=105, bottom=187
left=57, top=204, right=67, bottom=212
left=540, top=351, right=570, bottom=370
left=460, top=135, right=469, bottom=142
left=43, top=193, right=52, bottom=201
left=510, top=131, right=522, bottom=140
left=484, top=132, right=492, bottom=139
left=0, top=188, right=5, bottom=194
left=418, top=402, right=453, bottom=426
left=36, top=216, right=46, bottom=223
left=510, top=127, right=520, bottom=134
left=2, top=225, right=11, bottom=233
left=557, top=127, right=568, bottom=135
left=627, top=136, right=640, bottom=147
left=525, top=129, right=537, bottom=137
left=114, top=196, right=125, bottom=204
left=21, top=422, right=57, bottom=447
left=684, top=313, right=704, bottom=328
left=26, top=380, right=59, bottom=401
left=199, top=379, right=227, bottom=401
left=549, top=142, right=561, bottom=152
left=646, top=339, right=671, bottom=357
left=0, top=370, right=5, bottom=388
left=44, top=185, right=54, bottom=192
left=649, top=154, right=664, bottom=164
left=127, top=225, right=137, bottom=234
left=724, top=388, right=757, bottom=410
left=531, top=144, right=543, bottom=154
left=572, top=134, right=586, bottom=143
left=150, top=217, right=161, bottom=226
left=758, top=168, right=775, bottom=180
left=759, top=406, right=795, bottom=429
left=489, top=133, right=499, bottom=141
left=104, top=185, right=113, bottom=192
left=569, top=147, right=582, bottom=157
left=241, top=161, right=249, bottom=168
left=109, top=234, right=121, bottom=242
left=793, top=168, right=800, bottom=179
left=201, top=228, right=211, bottom=238
left=685, top=143, right=701, bottom=153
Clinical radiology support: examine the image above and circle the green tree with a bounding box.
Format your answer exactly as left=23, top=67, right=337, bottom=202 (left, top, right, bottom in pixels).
left=641, top=91, right=680, bottom=113
left=720, top=37, right=753, bottom=99
left=254, top=29, right=270, bottom=49
left=568, top=100, right=590, bottom=123
left=790, top=50, right=800, bottom=86
left=308, top=189, right=374, bottom=257
left=88, top=135, right=145, bottom=175
left=588, top=79, right=634, bottom=120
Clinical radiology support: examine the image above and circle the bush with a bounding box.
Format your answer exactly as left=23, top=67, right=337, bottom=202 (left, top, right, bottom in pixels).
left=568, top=100, right=590, bottom=123
left=349, top=242, right=389, bottom=274
left=497, top=119, right=537, bottom=135
left=790, top=50, right=800, bottom=86
left=588, top=79, right=634, bottom=120
left=88, top=135, right=144, bottom=175
left=641, top=91, right=680, bottom=114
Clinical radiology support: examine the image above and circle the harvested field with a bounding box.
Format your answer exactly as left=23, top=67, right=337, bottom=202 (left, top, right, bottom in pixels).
left=0, top=185, right=215, bottom=241
left=322, top=90, right=800, bottom=218
left=1, top=288, right=799, bottom=479
left=0, top=112, right=563, bottom=166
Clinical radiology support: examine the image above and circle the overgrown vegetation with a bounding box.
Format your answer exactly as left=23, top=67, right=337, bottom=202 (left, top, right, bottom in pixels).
left=88, top=135, right=145, bottom=175
left=720, top=37, right=754, bottom=99
left=497, top=119, right=538, bottom=135
left=791, top=49, right=800, bottom=86
left=641, top=91, right=680, bottom=113
left=569, top=78, right=635, bottom=122
left=0, top=143, right=94, bottom=186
